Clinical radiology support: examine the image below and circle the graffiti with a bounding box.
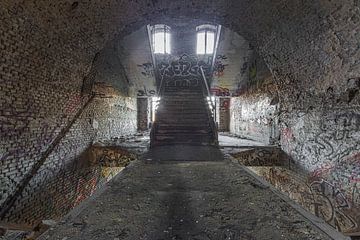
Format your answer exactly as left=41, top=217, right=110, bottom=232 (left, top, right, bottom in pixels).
left=281, top=128, right=294, bottom=141
left=64, top=94, right=82, bottom=115
left=310, top=180, right=358, bottom=232
left=156, top=54, right=211, bottom=87
left=252, top=165, right=359, bottom=234
left=220, top=98, right=230, bottom=109
left=137, top=86, right=156, bottom=97
left=157, top=54, right=211, bottom=79
left=167, top=77, right=199, bottom=87
left=72, top=172, right=98, bottom=208
left=89, top=146, right=137, bottom=168
left=231, top=147, right=288, bottom=167
left=210, top=86, right=230, bottom=96
left=352, top=184, right=360, bottom=206
left=281, top=127, right=295, bottom=151
left=213, top=55, right=228, bottom=77
left=279, top=110, right=360, bottom=233
left=285, top=112, right=360, bottom=167
left=137, top=62, right=154, bottom=78
left=310, top=151, right=360, bottom=199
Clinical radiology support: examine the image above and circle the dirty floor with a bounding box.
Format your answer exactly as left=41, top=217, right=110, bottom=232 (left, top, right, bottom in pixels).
left=39, top=145, right=331, bottom=240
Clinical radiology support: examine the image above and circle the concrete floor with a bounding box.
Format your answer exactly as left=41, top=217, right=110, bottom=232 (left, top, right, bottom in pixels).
left=39, top=144, right=332, bottom=240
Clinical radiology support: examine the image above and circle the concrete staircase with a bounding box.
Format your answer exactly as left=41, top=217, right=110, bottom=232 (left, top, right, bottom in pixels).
left=150, top=83, right=218, bottom=147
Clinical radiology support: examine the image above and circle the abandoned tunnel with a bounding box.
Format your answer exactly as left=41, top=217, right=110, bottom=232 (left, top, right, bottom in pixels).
left=0, top=0, right=359, bottom=239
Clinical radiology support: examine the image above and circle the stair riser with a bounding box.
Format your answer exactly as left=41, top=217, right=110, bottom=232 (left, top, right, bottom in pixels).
left=151, top=81, right=217, bottom=147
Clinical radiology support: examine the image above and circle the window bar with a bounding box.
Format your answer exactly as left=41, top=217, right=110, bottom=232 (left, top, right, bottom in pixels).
left=164, top=25, right=166, bottom=54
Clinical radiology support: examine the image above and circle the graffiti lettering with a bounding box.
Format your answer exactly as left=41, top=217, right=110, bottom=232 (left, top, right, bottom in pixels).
left=213, top=55, right=228, bottom=77
left=310, top=180, right=358, bottom=232
left=210, top=86, right=230, bottom=96
left=157, top=54, right=211, bottom=87
left=137, top=62, right=154, bottom=78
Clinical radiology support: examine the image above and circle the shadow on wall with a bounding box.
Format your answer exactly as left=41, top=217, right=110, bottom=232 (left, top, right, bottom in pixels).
left=0, top=145, right=136, bottom=236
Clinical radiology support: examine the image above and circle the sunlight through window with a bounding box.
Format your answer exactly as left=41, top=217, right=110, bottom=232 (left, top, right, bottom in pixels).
left=196, top=25, right=216, bottom=55
left=153, top=25, right=171, bottom=54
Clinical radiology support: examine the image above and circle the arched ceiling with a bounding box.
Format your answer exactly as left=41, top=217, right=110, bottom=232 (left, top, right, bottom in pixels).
left=1, top=0, right=359, bottom=107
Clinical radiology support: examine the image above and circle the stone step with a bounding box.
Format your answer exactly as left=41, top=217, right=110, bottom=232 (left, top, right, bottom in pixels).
left=152, top=83, right=217, bottom=147
left=151, top=137, right=217, bottom=147
left=156, top=112, right=208, bottom=117
left=160, top=96, right=205, bottom=101
left=156, top=129, right=211, bottom=134
left=156, top=107, right=208, bottom=113
left=156, top=125, right=210, bottom=130
left=163, top=90, right=203, bottom=93
left=160, top=96, right=206, bottom=100
left=156, top=115, right=209, bottom=121
left=154, top=133, right=213, bottom=142
left=158, top=101, right=208, bottom=106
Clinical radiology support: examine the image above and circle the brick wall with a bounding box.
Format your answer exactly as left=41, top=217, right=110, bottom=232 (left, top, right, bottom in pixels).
left=0, top=3, right=137, bottom=228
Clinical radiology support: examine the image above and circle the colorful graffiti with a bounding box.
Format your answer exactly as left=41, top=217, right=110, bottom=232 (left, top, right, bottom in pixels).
left=278, top=110, right=360, bottom=234
left=247, top=165, right=360, bottom=234
left=220, top=98, right=230, bottom=109
left=210, top=86, right=230, bottom=96
left=231, top=147, right=288, bottom=167
left=213, top=55, right=228, bottom=77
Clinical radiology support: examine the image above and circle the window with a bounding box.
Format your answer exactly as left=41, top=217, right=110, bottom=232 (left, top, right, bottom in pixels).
left=196, top=25, right=216, bottom=55
left=152, top=24, right=171, bottom=54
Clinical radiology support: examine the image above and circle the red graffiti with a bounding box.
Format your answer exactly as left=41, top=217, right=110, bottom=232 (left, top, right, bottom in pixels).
left=72, top=175, right=98, bottom=208
left=220, top=99, right=230, bottom=109
left=310, top=163, right=335, bottom=181
left=213, top=55, right=228, bottom=77
left=310, top=152, right=360, bottom=184
left=64, top=94, right=82, bottom=115
left=210, top=86, right=230, bottom=96
left=345, top=153, right=360, bottom=183
left=282, top=128, right=294, bottom=141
